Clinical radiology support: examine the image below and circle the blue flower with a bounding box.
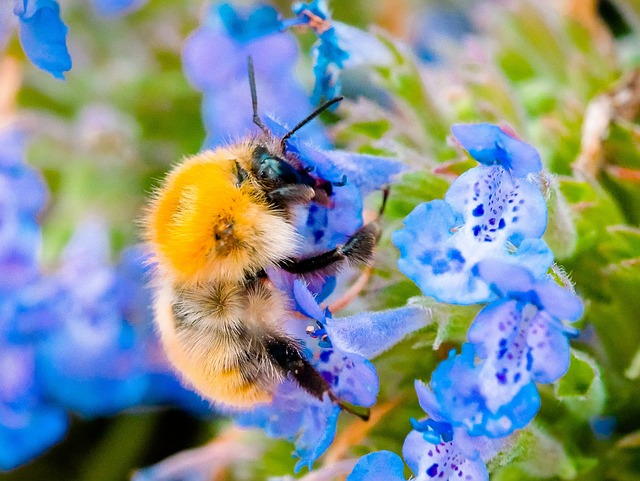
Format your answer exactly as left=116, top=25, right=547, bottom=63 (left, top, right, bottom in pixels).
left=428, top=344, right=541, bottom=438
left=0, top=127, right=68, bottom=469
left=469, top=260, right=583, bottom=385
left=347, top=451, right=407, bottom=481
left=235, top=382, right=340, bottom=473
left=263, top=117, right=402, bottom=299
left=324, top=306, right=431, bottom=359
left=347, top=379, right=507, bottom=481
left=237, top=281, right=387, bottom=471
left=36, top=221, right=151, bottom=417
left=291, top=0, right=391, bottom=103
left=393, top=124, right=553, bottom=304
left=90, top=0, right=147, bottom=18
left=406, top=380, right=506, bottom=480
left=0, top=340, right=68, bottom=471
left=13, top=0, right=72, bottom=79
left=182, top=2, right=327, bottom=149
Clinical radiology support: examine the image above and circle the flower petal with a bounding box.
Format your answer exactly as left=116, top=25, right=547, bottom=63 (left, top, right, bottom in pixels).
left=325, top=306, right=431, bottom=359
left=347, top=451, right=407, bottom=481
left=451, top=124, right=542, bottom=178
left=15, top=0, right=72, bottom=79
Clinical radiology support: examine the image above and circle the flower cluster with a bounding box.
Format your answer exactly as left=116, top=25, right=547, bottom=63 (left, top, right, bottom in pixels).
left=349, top=124, right=583, bottom=480
left=0, top=128, right=208, bottom=470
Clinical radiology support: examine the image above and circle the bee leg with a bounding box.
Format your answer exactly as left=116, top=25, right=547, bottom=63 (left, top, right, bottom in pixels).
left=268, top=185, right=315, bottom=206
left=265, top=336, right=369, bottom=421
left=278, top=222, right=380, bottom=275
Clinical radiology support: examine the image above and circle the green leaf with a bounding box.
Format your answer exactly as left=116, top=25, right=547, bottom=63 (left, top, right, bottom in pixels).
left=555, top=349, right=605, bottom=420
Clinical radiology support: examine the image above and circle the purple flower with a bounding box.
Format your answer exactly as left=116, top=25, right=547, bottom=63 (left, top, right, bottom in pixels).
left=393, top=124, right=553, bottom=304
left=13, top=0, right=72, bottom=79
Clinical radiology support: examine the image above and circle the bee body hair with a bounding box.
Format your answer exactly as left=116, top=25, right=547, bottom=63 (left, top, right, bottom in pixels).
left=154, top=279, right=294, bottom=407
left=145, top=131, right=379, bottom=416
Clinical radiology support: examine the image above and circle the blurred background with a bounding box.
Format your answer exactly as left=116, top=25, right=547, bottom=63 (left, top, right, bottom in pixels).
left=1, top=0, right=640, bottom=480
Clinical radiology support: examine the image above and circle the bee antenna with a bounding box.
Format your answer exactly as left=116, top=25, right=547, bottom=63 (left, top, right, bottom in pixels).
left=281, top=96, right=343, bottom=151
left=247, top=56, right=269, bottom=135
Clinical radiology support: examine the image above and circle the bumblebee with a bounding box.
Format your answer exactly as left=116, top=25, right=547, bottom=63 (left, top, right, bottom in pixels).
left=145, top=60, right=380, bottom=418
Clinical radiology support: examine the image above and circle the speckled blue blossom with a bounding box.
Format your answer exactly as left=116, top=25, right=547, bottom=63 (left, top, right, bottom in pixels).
left=13, top=0, right=72, bottom=79
left=393, top=123, right=553, bottom=304
left=405, top=380, right=507, bottom=481
left=182, top=2, right=327, bottom=149
left=429, top=343, right=541, bottom=438
left=347, top=379, right=507, bottom=481
left=469, top=260, right=583, bottom=386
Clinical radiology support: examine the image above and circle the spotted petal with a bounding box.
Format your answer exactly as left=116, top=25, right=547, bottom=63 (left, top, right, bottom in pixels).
left=429, top=344, right=541, bottom=437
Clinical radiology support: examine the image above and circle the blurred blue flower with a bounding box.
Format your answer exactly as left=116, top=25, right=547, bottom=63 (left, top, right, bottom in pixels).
left=183, top=2, right=326, bottom=149
left=36, top=224, right=210, bottom=417
left=411, top=5, right=473, bottom=63
left=13, top=0, right=72, bottom=79
left=90, top=0, right=147, bottom=18
left=291, top=0, right=392, bottom=103
left=347, top=379, right=507, bottom=481
left=469, top=261, right=583, bottom=385
left=406, top=380, right=506, bottom=481
left=393, top=123, right=553, bottom=304
left=347, top=450, right=406, bottom=481
left=429, top=343, right=541, bottom=438
left=0, top=127, right=68, bottom=470
left=235, top=382, right=340, bottom=473
left=36, top=221, right=151, bottom=417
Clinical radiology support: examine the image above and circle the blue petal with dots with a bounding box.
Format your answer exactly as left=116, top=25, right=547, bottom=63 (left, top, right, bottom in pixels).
left=469, top=261, right=583, bottom=385
left=428, top=344, right=541, bottom=438
left=393, top=126, right=552, bottom=305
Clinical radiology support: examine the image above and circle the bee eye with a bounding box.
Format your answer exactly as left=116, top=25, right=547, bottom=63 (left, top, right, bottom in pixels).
left=252, top=146, right=301, bottom=184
